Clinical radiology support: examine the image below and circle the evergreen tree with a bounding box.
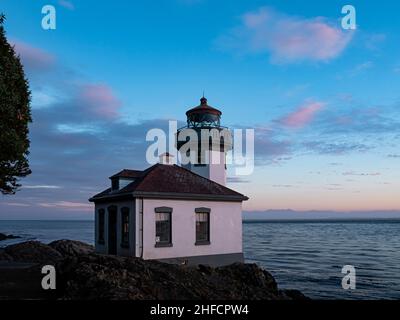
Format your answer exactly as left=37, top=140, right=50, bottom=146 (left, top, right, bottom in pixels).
left=0, top=14, right=32, bottom=194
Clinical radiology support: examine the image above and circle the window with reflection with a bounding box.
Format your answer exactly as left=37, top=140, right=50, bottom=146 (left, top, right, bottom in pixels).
left=98, top=209, right=105, bottom=244
left=121, top=207, right=129, bottom=247
left=196, top=212, right=210, bottom=243
left=155, top=212, right=171, bottom=246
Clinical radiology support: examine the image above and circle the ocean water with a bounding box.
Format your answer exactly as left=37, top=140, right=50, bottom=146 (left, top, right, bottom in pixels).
left=243, top=220, right=400, bottom=300
left=1, top=219, right=400, bottom=300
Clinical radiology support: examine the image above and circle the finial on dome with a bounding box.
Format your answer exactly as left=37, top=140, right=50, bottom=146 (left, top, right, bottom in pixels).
left=200, top=96, right=207, bottom=106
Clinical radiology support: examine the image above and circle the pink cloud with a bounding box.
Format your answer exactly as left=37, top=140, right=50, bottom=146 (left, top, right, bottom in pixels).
left=58, top=0, right=75, bottom=10
left=280, top=101, right=325, bottom=128
left=12, top=40, right=56, bottom=71
left=78, top=84, right=121, bottom=119
left=219, top=7, right=354, bottom=63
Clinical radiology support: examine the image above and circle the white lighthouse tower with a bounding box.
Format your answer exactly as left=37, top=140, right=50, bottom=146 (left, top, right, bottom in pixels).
left=176, top=97, right=232, bottom=186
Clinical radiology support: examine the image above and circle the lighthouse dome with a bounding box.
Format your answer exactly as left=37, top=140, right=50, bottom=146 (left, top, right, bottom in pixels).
left=186, top=97, right=222, bottom=128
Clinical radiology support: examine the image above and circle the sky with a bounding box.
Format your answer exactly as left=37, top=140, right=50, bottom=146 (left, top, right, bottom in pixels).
left=0, top=0, right=400, bottom=219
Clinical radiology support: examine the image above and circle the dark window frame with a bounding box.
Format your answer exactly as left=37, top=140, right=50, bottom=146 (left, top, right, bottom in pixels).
left=111, top=178, right=119, bottom=190
left=121, top=207, right=130, bottom=248
left=195, top=208, right=210, bottom=245
left=154, top=207, right=172, bottom=247
left=98, top=209, right=105, bottom=244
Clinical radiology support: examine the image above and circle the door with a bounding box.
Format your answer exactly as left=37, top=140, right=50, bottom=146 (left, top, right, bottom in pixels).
left=108, top=206, right=117, bottom=255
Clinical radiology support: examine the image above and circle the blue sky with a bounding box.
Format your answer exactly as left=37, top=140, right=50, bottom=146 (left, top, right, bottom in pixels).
left=1, top=0, right=400, bottom=219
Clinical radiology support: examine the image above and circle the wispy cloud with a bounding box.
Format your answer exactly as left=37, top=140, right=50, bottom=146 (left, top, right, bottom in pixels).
left=38, top=201, right=92, bottom=211
left=217, top=7, right=354, bottom=63
left=272, top=184, right=294, bottom=188
left=2, top=202, right=30, bottom=207
left=78, top=84, right=122, bottom=120
left=364, top=33, right=386, bottom=51
left=303, top=141, right=370, bottom=155
left=12, top=40, right=56, bottom=71
left=23, top=185, right=62, bottom=189
left=342, top=171, right=381, bottom=176
left=227, top=177, right=251, bottom=184
left=279, top=101, right=326, bottom=128
left=348, top=61, right=374, bottom=76
left=58, top=0, right=75, bottom=10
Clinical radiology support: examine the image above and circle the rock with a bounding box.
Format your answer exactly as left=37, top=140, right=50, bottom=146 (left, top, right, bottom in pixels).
left=4, top=241, right=63, bottom=264
left=56, top=252, right=305, bottom=300
left=0, top=240, right=308, bottom=300
left=0, top=233, right=21, bottom=241
left=48, top=239, right=94, bottom=257
left=279, top=289, right=310, bottom=300
left=0, top=249, right=13, bottom=261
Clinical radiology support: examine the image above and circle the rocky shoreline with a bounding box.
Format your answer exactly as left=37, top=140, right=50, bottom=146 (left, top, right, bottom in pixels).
left=0, top=233, right=21, bottom=241
left=0, top=239, right=308, bottom=300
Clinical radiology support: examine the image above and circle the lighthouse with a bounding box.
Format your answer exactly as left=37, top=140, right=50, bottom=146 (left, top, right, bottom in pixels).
left=176, top=97, right=232, bottom=186
left=90, top=96, right=247, bottom=266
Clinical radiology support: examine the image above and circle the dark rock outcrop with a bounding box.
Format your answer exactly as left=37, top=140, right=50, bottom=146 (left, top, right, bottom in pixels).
left=0, top=249, right=13, bottom=261
left=49, top=239, right=94, bottom=257
left=0, top=233, right=21, bottom=241
left=279, top=289, right=309, bottom=300
left=0, top=240, right=309, bottom=300
left=56, top=254, right=288, bottom=300
left=4, top=241, right=63, bottom=264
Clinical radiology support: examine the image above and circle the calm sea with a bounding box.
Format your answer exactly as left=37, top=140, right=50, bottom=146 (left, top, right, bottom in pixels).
left=1, top=219, right=400, bottom=300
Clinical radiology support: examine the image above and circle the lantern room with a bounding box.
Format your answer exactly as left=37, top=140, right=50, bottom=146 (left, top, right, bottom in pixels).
left=186, top=97, right=222, bottom=128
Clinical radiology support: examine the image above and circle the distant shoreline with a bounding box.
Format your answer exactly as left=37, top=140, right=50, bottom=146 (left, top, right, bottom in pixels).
left=1, top=218, right=400, bottom=222
left=243, top=218, right=400, bottom=223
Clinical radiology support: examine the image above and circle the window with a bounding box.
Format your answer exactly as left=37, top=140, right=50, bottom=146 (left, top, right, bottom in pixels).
left=195, top=209, right=210, bottom=244
left=111, top=178, right=119, bottom=190
left=155, top=208, right=172, bottom=247
left=98, top=209, right=105, bottom=244
left=121, top=207, right=129, bottom=247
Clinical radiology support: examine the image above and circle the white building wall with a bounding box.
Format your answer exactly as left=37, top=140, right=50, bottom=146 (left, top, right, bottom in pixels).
left=209, top=150, right=226, bottom=186
left=181, top=150, right=226, bottom=186
left=140, top=198, right=242, bottom=260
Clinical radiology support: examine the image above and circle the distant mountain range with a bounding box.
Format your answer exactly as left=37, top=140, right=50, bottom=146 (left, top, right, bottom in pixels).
left=243, top=209, right=400, bottom=220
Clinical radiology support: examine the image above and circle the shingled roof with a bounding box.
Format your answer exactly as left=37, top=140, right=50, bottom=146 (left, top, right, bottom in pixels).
left=89, top=164, right=248, bottom=202
left=109, top=169, right=143, bottom=179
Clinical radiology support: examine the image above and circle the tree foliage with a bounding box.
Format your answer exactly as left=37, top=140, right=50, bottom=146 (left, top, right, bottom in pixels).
left=0, top=14, right=32, bottom=194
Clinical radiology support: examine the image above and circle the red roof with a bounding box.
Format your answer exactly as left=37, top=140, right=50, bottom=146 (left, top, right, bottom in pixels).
left=186, top=97, right=222, bottom=117
left=109, top=169, right=143, bottom=179
left=90, top=164, right=248, bottom=202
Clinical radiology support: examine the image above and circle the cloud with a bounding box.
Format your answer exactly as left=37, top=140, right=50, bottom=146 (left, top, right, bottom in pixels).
left=227, top=177, right=251, bottom=184
left=218, top=7, right=353, bottom=63
left=78, top=84, right=122, bottom=120
left=342, top=171, right=381, bottom=176
left=303, top=141, right=370, bottom=155
left=272, top=184, right=294, bottom=188
left=364, top=33, right=386, bottom=51
left=284, top=84, right=310, bottom=97
left=279, top=101, right=325, bottom=128
left=318, top=102, right=400, bottom=136
left=388, top=154, right=400, bottom=158
left=177, top=0, right=203, bottom=4
left=251, top=128, right=292, bottom=164
left=58, top=0, right=75, bottom=10
left=348, top=61, right=373, bottom=76
left=2, top=202, right=30, bottom=207
left=23, top=185, right=62, bottom=189
left=38, top=201, right=92, bottom=211
left=12, top=40, right=56, bottom=71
